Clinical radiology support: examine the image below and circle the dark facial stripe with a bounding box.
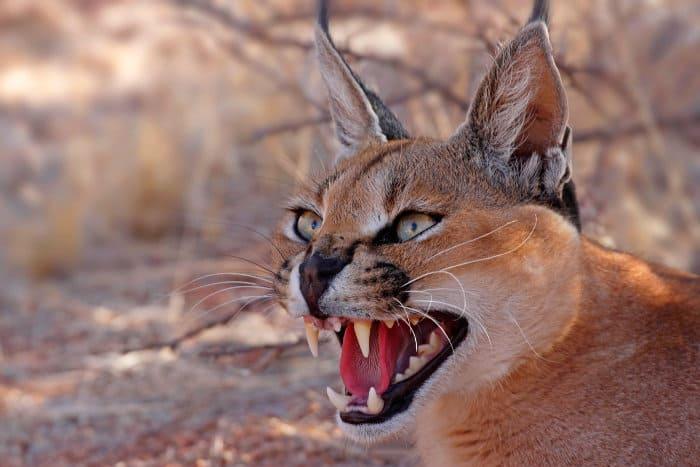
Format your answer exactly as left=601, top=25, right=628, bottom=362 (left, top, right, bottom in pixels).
left=317, top=140, right=412, bottom=199
left=317, top=169, right=344, bottom=196
left=350, top=141, right=409, bottom=184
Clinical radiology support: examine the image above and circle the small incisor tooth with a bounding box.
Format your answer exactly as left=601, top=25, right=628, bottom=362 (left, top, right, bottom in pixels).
left=408, top=355, right=426, bottom=373
left=385, top=320, right=395, bottom=329
left=326, top=387, right=351, bottom=412
left=367, top=387, right=384, bottom=414
left=409, top=316, right=421, bottom=326
left=329, top=318, right=342, bottom=332
left=304, top=321, right=319, bottom=357
left=354, top=320, right=372, bottom=358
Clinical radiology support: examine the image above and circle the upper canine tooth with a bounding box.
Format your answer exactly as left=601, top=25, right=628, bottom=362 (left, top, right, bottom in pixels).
left=367, top=387, right=384, bottom=414
left=385, top=320, right=395, bottom=329
left=354, top=320, right=372, bottom=358
left=304, top=321, right=319, bottom=357
left=326, top=386, right=351, bottom=412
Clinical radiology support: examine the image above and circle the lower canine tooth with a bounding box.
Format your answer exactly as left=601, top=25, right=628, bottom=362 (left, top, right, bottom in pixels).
left=367, top=387, right=384, bottom=414
left=418, top=344, right=433, bottom=356
left=354, top=320, right=372, bottom=358
left=305, top=321, right=319, bottom=357
left=326, top=387, right=351, bottom=412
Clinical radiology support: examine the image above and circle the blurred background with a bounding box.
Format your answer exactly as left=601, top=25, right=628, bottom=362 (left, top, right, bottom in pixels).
left=0, top=0, right=698, bottom=465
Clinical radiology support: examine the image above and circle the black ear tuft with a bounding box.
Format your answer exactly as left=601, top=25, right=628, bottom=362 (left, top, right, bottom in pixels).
left=315, top=0, right=408, bottom=159
left=449, top=0, right=581, bottom=231
left=528, top=0, right=550, bottom=25
left=317, top=0, right=330, bottom=33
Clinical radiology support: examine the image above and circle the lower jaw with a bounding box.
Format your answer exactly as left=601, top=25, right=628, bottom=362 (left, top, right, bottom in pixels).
left=339, top=316, right=469, bottom=425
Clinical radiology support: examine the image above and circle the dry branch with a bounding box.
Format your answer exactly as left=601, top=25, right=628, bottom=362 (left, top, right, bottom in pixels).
left=121, top=297, right=272, bottom=353
left=174, top=0, right=470, bottom=110
left=242, top=83, right=437, bottom=144
left=576, top=111, right=700, bottom=143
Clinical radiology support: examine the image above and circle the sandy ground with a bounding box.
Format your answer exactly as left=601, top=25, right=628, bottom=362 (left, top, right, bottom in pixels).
left=0, top=241, right=415, bottom=466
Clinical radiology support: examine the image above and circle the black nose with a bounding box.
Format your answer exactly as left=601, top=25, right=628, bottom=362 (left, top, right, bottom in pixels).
left=299, top=252, right=349, bottom=318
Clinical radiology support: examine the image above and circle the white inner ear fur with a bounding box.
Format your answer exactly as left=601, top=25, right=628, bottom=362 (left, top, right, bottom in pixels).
left=453, top=22, right=567, bottom=168
left=315, top=26, right=386, bottom=160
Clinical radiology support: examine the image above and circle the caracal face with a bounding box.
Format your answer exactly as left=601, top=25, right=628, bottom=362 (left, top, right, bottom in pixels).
left=271, top=0, right=583, bottom=443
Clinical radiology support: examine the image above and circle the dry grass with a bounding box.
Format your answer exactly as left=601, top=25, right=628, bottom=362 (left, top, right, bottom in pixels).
left=0, top=0, right=698, bottom=465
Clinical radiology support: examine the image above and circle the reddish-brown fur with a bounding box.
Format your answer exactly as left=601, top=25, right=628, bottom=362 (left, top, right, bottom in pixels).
left=271, top=1, right=700, bottom=464
left=416, top=240, right=700, bottom=465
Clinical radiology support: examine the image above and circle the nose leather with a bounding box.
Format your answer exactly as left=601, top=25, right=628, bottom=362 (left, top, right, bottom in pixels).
left=299, top=252, right=349, bottom=318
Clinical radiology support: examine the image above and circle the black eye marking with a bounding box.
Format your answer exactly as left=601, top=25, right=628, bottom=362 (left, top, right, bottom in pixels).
left=373, top=224, right=399, bottom=245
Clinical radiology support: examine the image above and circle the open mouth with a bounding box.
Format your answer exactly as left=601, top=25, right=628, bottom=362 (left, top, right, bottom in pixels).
left=303, top=311, right=469, bottom=424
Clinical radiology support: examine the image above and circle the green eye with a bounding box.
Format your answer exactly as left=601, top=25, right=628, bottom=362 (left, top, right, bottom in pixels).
left=396, top=212, right=438, bottom=242
left=295, top=210, right=322, bottom=241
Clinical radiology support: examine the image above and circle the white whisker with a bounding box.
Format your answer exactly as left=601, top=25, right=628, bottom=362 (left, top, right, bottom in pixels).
left=198, top=294, right=273, bottom=318
left=189, top=285, right=273, bottom=315
left=439, top=217, right=537, bottom=272
left=180, top=294, right=273, bottom=330
left=425, top=219, right=519, bottom=262
left=392, top=298, right=419, bottom=352
left=506, top=310, right=554, bottom=362
left=173, top=272, right=274, bottom=296
left=398, top=302, right=455, bottom=353
left=407, top=287, right=476, bottom=296
left=179, top=280, right=273, bottom=296
left=412, top=298, right=492, bottom=347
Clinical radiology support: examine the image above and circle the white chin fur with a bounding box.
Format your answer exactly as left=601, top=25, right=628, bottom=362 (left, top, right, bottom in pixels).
left=335, top=405, right=415, bottom=444
left=286, top=262, right=309, bottom=317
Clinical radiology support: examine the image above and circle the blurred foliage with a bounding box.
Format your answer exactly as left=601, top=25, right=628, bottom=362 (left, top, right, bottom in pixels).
left=0, top=0, right=698, bottom=277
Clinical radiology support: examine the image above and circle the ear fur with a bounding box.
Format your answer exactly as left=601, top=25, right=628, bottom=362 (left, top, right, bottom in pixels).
left=454, top=21, right=568, bottom=164
left=315, top=0, right=408, bottom=160
left=450, top=1, right=580, bottom=229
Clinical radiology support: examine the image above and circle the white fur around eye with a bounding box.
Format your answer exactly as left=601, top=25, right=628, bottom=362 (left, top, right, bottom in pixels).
left=283, top=217, right=304, bottom=243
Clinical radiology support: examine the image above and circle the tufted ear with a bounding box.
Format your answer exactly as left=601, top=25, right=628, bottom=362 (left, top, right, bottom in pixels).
left=450, top=1, right=580, bottom=230
left=451, top=20, right=568, bottom=164
left=315, top=0, right=409, bottom=160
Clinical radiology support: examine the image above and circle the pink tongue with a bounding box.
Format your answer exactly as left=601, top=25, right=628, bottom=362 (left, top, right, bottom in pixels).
left=340, top=322, right=409, bottom=398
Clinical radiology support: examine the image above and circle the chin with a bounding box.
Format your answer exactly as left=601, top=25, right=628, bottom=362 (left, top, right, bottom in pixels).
left=336, top=403, right=416, bottom=443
